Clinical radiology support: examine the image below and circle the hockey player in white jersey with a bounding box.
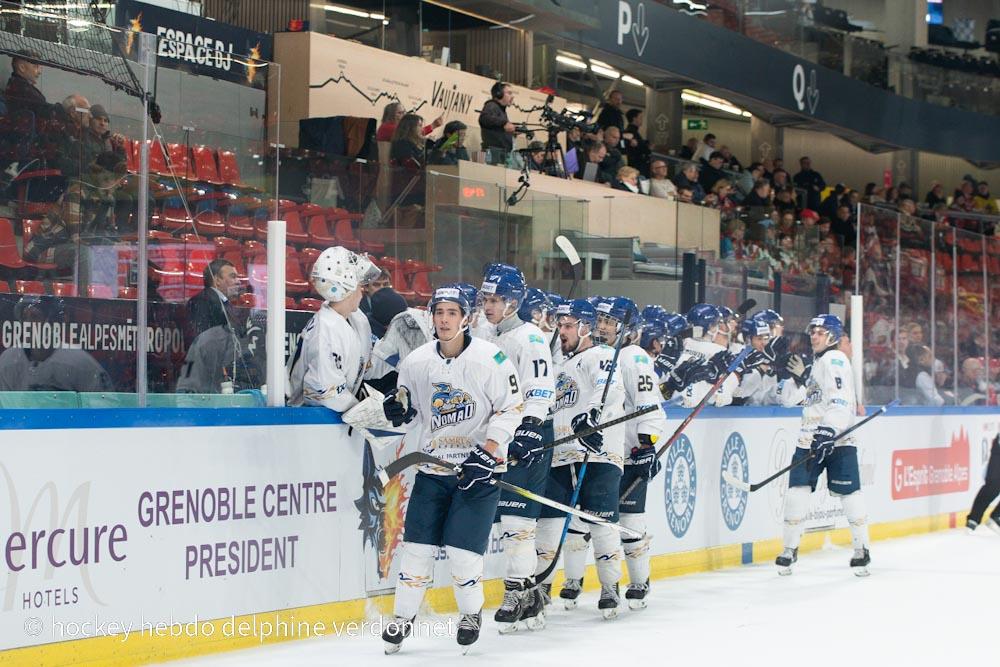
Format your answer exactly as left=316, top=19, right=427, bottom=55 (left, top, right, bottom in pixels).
left=380, top=285, right=524, bottom=654
left=534, top=298, right=627, bottom=619
left=474, top=264, right=556, bottom=632
left=286, top=246, right=381, bottom=411
left=559, top=296, right=666, bottom=611
left=775, top=314, right=872, bottom=576
left=731, top=316, right=776, bottom=406
left=675, top=303, right=739, bottom=407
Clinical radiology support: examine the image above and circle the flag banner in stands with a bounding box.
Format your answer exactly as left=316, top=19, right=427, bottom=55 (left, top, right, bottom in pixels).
left=115, top=0, right=273, bottom=89
left=0, top=295, right=311, bottom=393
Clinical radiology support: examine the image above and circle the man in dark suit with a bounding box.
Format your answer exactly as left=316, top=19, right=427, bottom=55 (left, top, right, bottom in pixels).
left=188, top=259, right=240, bottom=335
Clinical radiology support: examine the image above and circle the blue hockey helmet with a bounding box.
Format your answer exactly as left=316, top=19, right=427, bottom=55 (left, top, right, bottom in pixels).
left=755, top=308, right=784, bottom=333
left=546, top=291, right=565, bottom=309
left=556, top=298, right=597, bottom=329
left=480, top=263, right=526, bottom=310
left=429, top=283, right=471, bottom=315
left=518, top=287, right=549, bottom=324
left=454, top=283, right=478, bottom=309
left=662, top=312, right=690, bottom=338
left=686, top=303, right=724, bottom=333
left=741, top=315, right=772, bottom=341
left=595, top=295, right=641, bottom=337
left=808, top=314, right=844, bottom=346
left=639, top=314, right=667, bottom=350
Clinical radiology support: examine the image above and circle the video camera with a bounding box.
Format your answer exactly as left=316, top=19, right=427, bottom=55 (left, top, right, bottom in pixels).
left=539, top=94, right=599, bottom=135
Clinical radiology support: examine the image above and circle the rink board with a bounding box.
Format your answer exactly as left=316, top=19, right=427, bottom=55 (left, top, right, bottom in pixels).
left=0, top=406, right=996, bottom=664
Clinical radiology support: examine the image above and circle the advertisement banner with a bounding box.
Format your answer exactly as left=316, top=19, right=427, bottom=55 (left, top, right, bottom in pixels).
left=115, top=0, right=273, bottom=89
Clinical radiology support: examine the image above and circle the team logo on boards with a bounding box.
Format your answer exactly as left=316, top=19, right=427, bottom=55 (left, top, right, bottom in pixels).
left=553, top=372, right=580, bottom=412
left=663, top=434, right=697, bottom=538
left=430, top=383, right=476, bottom=432
left=720, top=431, right=750, bottom=531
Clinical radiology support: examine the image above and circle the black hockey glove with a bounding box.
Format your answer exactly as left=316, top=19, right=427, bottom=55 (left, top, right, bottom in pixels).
left=509, top=417, right=546, bottom=467
left=786, top=353, right=813, bottom=388
left=383, top=387, right=416, bottom=427
left=763, top=335, right=789, bottom=363
left=457, top=445, right=499, bottom=491
left=654, top=337, right=684, bottom=375
left=809, top=425, right=837, bottom=467
left=708, top=349, right=734, bottom=378
left=684, top=361, right=719, bottom=386
left=572, top=408, right=604, bottom=453
left=631, top=435, right=662, bottom=479
left=663, top=357, right=699, bottom=393
left=737, top=349, right=768, bottom=376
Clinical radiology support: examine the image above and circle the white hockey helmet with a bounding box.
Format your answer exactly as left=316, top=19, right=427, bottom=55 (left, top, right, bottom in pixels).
left=311, top=246, right=371, bottom=302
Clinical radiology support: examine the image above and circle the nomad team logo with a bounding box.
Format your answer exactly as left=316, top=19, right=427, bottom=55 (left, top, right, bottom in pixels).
left=663, top=434, right=697, bottom=538
left=430, top=383, right=476, bottom=431
left=554, top=372, right=579, bottom=411
left=720, top=432, right=750, bottom=531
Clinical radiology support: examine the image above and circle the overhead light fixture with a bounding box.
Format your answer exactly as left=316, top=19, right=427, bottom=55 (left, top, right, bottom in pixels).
left=681, top=89, right=750, bottom=117
left=590, top=63, right=621, bottom=79
left=325, top=4, right=379, bottom=19
left=67, top=18, right=90, bottom=28
left=557, top=49, right=583, bottom=59
left=556, top=55, right=588, bottom=69
left=621, top=75, right=645, bottom=87
left=589, top=58, right=613, bottom=68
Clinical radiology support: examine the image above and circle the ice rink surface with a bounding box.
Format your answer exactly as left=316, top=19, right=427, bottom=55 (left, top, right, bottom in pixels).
left=176, top=529, right=997, bottom=667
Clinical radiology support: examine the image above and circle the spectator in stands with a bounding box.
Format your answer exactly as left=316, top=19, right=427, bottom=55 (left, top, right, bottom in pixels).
left=905, top=322, right=925, bottom=346
left=0, top=296, right=114, bottom=392
left=566, top=126, right=583, bottom=154
left=771, top=168, right=790, bottom=190
left=600, top=128, right=626, bottom=177
left=4, top=49, right=50, bottom=119
left=911, top=345, right=944, bottom=406
left=426, top=120, right=469, bottom=166
left=898, top=182, right=914, bottom=201
left=390, top=113, right=428, bottom=208
left=360, top=268, right=392, bottom=315
left=478, top=81, right=516, bottom=160
left=525, top=141, right=550, bottom=173
left=647, top=159, right=677, bottom=199
left=793, top=156, right=826, bottom=211
left=958, top=357, right=987, bottom=405
left=676, top=186, right=694, bottom=204
left=743, top=178, right=772, bottom=208
left=695, top=133, right=717, bottom=163
left=576, top=140, right=611, bottom=184
left=720, top=219, right=747, bottom=259
left=678, top=137, right=698, bottom=160
left=831, top=203, right=857, bottom=247
left=773, top=186, right=797, bottom=216
left=706, top=178, right=735, bottom=211
left=761, top=157, right=775, bottom=181
left=672, top=161, right=704, bottom=203
left=773, top=157, right=784, bottom=172
left=188, top=259, right=241, bottom=336
left=776, top=210, right=796, bottom=237
left=925, top=181, right=947, bottom=207
left=612, top=166, right=641, bottom=193
left=974, top=181, right=998, bottom=215
left=366, top=287, right=408, bottom=339
left=718, top=145, right=742, bottom=172
left=898, top=197, right=917, bottom=217
left=623, top=109, right=650, bottom=177
left=883, top=185, right=899, bottom=206
left=698, top=151, right=726, bottom=192
left=596, top=90, right=625, bottom=132
left=376, top=102, right=441, bottom=142
left=820, top=183, right=847, bottom=219
left=78, top=105, right=128, bottom=234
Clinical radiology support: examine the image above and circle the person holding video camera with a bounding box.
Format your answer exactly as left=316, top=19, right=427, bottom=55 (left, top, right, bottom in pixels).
left=479, top=81, right=516, bottom=162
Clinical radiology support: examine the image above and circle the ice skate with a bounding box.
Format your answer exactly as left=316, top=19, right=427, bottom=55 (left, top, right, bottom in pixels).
left=559, top=577, right=583, bottom=610
left=850, top=547, right=871, bottom=577
left=625, top=580, right=649, bottom=610
left=539, top=582, right=552, bottom=606
left=966, top=518, right=979, bottom=534
left=519, top=582, right=547, bottom=630
left=494, top=579, right=527, bottom=634
left=382, top=616, right=413, bottom=655
left=598, top=583, right=620, bottom=619
left=775, top=547, right=798, bottom=576
left=457, top=611, right=482, bottom=654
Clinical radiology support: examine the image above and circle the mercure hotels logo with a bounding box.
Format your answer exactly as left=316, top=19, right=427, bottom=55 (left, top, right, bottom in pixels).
left=891, top=427, right=970, bottom=499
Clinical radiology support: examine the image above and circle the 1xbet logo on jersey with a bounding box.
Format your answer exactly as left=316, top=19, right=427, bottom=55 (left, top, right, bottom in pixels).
left=553, top=372, right=579, bottom=411
left=430, top=383, right=476, bottom=431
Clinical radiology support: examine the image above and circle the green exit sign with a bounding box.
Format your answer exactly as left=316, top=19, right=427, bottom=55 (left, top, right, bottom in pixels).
left=687, top=119, right=709, bottom=130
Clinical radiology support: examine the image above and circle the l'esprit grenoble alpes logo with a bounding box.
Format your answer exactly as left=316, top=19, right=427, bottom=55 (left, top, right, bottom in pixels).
left=663, top=434, right=697, bottom=538
left=891, top=427, right=970, bottom=500
left=617, top=1, right=650, bottom=58
left=720, top=432, right=750, bottom=531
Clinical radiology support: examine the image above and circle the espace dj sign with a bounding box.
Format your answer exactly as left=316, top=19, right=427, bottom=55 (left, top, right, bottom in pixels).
left=891, top=427, right=971, bottom=499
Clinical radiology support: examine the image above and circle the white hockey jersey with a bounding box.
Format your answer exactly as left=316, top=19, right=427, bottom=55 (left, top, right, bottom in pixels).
left=734, top=359, right=778, bottom=406
left=776, top=377, right=808, bottom=407
left=372, top=307, right=431, bottom=368
left=286, top=306, right=373, bottom=412
left=492, top=317, right=556, bottom=422
left=678, top=338, right=738, bottom=408
left=551, top=344, right=627, bottom=470
left=397, top=336, right=524, bottom=475
left=798, top=347, right=856, bottom=449
left=619, top=344, right=669, bottom=464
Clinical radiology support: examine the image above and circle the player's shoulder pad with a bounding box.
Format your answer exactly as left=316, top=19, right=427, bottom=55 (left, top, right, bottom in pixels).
left=516, top=322, right=549, bottom=346
left=468, top=337, right=514, bottom=367
left=399, top=339, right=438, bottom=368
left=626, top=344, right=652, bottom=366
left=821, top=349, right=850, bottom=369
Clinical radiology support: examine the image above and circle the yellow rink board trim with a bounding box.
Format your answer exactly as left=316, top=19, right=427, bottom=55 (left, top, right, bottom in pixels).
left=0, top=510, right=969, bottom=666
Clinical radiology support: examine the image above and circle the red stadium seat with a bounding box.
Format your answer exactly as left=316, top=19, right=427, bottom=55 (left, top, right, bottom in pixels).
left=405, top=259, right=443, bottom=300
left=167, top=143, right=195, bottom=180
left=281, top=209, right=311, bottom=245
left=119, top=287, right=137, bottom=299
left=218, top=150, right=247, bottom=189
left=285, top=296, right=297, bottom=309
left=0, top=281, right=9, bottom=293
left=192, top=145, right=224, bottom=185
left=377, top=257, right=414, bottom=299
left=298, top=297, right=323, bottom=312
left=0, top=218, right=56, bottom=270
left=285, top=249, right=310, bottom=295
left=50, top=281, right=77, bottom=297
left=300, top=247, right=322, bottom=277
left=15, top=280, right=45, bottom=294
left=87, top=284, right=114, bottom=299
left=332, top=217, right=363, bottom=252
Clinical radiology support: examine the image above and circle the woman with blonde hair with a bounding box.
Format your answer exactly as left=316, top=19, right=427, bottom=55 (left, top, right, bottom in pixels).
left=612, top=165, right=641, bottom=193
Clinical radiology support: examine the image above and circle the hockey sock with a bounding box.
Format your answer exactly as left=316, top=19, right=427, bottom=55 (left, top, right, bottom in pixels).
left=782, top=486, right=811, bottom=550
left=620, top=513, right=651, bottom=585
left=838, top=491, right=870, bottom=550
left=393, top=542, right=437, bottom=619
left=563, top=519, right=590, bottom=581
left=446, top=545, right=486, bottom=615
left=590, top=523, right=622, bottom=587
left=500, top=515, right=538, bottom=581
left=534, top=518, right=563, bottom=584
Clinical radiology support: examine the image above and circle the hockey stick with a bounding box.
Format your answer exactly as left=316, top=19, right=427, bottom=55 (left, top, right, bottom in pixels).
left=722, top=399, right=899, bottom=493
left=375, top=451, right=642, bottom=538
left=536, top=310, right=632, bottom=582
left=377, top=404, right=664, bottom=480
left=554, top=235, right=583, bottom=299
left=619, top=346, right=751, bottom=503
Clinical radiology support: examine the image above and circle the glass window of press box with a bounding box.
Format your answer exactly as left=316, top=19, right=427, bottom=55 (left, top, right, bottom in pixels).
left=0, top=3, right=279, bottom=408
